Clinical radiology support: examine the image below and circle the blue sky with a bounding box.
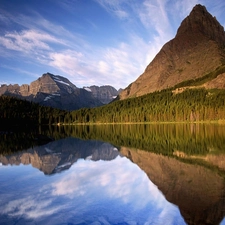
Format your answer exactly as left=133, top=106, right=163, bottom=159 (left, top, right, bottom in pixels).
left=0, top=0, right=225, bottom=89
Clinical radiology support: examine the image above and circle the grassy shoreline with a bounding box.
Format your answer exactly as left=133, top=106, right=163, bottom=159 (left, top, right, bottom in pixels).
left=56, top=119, right=225, bottom=126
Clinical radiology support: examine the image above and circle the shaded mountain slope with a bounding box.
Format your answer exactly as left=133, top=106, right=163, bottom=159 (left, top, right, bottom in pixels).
left=119, top=4, right=225, bottom=99
left=0, top=73, right=119, bottom=110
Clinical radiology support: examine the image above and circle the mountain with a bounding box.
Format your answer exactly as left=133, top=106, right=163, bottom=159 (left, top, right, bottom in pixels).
left=83, top=85, right=119, bottom=104
left=0, top=73, right=119, bottom=110
left=119, top=4, right=225, bottom=100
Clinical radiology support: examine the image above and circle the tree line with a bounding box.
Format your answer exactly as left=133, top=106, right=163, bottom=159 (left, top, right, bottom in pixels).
left=68, top=88, right=225, bottom=124
left=1, top=88, right=225, bottom=126
left=0, top=95, right=66, bottom=127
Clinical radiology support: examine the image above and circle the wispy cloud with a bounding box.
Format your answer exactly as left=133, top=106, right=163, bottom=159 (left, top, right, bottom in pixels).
left=173, top=0, right=199, bottom=18
left=95, top=0, right=130, bottom=19
left=0, top=0, right=183, bottom=88
left=0, top=2, right=170, bottom=88
left=137, top=0, right=175, bottom=47
left=0, top=30, right=63, bottom=53
left=43, top=33, right=152, bottom=88
left=1, top=0, right=224, bottom=89
left=0, top=196, right=60, bottom=219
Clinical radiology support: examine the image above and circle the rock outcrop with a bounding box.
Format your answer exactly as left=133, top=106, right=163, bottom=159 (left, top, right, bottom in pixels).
left=0, top=73, right=113, bottom=110
left=84, top=85, right=118, bottom=104
left=119, top=4, right=225, bottom=99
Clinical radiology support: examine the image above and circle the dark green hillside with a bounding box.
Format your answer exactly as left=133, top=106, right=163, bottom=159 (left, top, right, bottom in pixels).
left=1, top=87, right=225, bottom=126
left=69, top=88, right=225, bottom=124
left=0, top=95, right=66, bottom=127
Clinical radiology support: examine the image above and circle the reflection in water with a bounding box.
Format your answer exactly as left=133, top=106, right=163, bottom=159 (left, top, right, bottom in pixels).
left=122, top=147, right=225, bottom=225
left=0, top=141, right=185, bottom=224
left=1, top=123, right=225, bottom=224
left=44, top=123, right=225, bottom=157
left=0, top=138, right=121, bottom=175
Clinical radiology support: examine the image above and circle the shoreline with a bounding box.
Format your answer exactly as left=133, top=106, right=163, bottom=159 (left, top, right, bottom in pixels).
left=55, top=119, right=225, bottom=126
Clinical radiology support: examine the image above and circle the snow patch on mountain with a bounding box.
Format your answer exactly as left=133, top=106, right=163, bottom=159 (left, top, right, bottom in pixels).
left=44, top=95, right=53, bottom=101
left=44, top=93, right=60, bottom=101
left=84, top=87, right=92, bottom=92
left=54, top=79, right=70, bottom=86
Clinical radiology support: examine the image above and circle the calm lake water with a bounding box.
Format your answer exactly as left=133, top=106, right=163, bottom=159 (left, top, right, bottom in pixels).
left=1, top=123, right=225, bottom=225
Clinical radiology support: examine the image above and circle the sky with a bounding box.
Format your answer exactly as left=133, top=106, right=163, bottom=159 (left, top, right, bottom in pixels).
left=0, top=0, right=225, bottom=90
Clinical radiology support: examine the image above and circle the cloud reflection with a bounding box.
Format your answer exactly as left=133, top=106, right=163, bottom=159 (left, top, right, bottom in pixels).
left=0, top=155, right=186, bottom=224
left=1, top=197, right=59, bottom=219
left=51, top=156, right=185, bottom=224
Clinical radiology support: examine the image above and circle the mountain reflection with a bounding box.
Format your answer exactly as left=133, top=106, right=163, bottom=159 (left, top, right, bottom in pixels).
left=1, top=124, right=225, bottom=224
left=121, top=147, right=225, bottom=225
left=0, top=138, right=121, bottom=174
left=0, top=147, right=185, bottom=224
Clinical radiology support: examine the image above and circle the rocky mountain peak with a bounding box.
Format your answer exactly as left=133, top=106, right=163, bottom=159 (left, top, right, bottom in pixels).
left=176, top=4, right=225, bottom=47
left=119, top=4, right=225, bottom=100
left=85, top=85, right=119, bottom=104
left=0, top=72, right=119, bottom=110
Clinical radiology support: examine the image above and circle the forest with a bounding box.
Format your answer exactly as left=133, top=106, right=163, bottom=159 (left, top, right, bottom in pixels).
left=0, top=95, right=66, bottom=127
left=0, top=87, right=225, bottom=126
left=69, top=88, right=225, bottom=124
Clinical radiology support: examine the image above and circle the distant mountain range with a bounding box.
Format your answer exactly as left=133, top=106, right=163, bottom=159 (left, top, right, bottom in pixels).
left=119, top=4, right=225, bottom=99
left=0, top=138, right=121, bottom=175
left=0, top=73, right=120, bottom=110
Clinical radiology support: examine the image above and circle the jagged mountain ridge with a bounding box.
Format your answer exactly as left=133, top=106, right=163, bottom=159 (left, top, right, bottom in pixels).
left=0, top=138, right=121, bottom=175
left=119, top=4, right=225, bottom=99
left=84, top=85, right=118, bottom=104
left=0, top=73, right=119, bottom=110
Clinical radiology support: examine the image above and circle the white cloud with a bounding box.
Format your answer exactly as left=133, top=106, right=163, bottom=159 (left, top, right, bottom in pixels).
left=0, top=29, right=65, bottom=54
left=44, top=34, right=152, bottom=88
left=49, top=50, right=84, bottom=75
left=0, top=196, right=60, bottom=219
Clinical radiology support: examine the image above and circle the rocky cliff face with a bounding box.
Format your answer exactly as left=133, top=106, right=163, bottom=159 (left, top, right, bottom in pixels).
left=84, top=85, right=118, bottom=104
left=0, top=73, right=108, bottom=110
left=119, top=4, right=225, bottom=99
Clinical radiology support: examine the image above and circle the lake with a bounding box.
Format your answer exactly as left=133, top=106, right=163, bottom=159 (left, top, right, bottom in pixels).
left=0, top=123, right=225, bottom=225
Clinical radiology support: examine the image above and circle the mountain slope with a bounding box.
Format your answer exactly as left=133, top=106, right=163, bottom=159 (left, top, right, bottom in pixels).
left=119, top=4, right=225, bottom=100
left=0, top=73, right=119, bottom=110
left=84, top=85, right=118, bottom=104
